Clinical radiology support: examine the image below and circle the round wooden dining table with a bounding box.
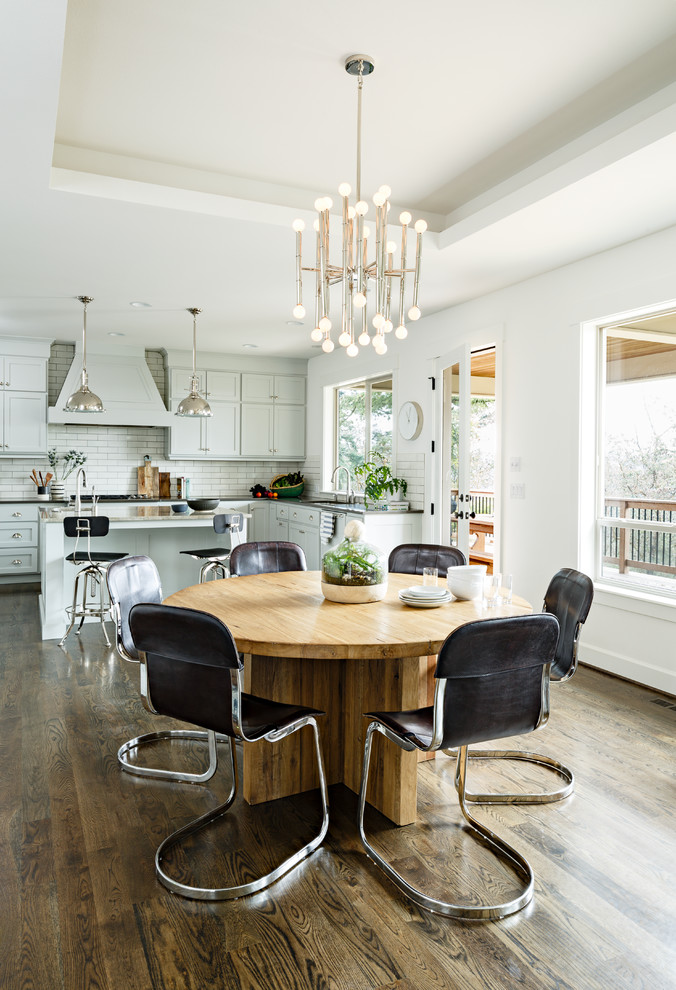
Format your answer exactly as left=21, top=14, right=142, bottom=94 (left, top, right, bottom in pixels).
left=166, top=570, right=530, bottom=825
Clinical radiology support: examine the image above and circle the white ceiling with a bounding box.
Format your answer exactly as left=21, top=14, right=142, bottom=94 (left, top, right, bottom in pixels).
left=2, top=0, right=676, bottom=359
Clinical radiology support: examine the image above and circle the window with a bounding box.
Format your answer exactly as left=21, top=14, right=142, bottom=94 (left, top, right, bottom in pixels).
left=597, top=320, right=676, bottom=596
left=334, top=376, right=393, bottom=477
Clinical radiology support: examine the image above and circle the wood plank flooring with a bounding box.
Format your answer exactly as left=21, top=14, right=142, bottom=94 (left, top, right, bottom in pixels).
left=2, top=587, right=676, bottom=990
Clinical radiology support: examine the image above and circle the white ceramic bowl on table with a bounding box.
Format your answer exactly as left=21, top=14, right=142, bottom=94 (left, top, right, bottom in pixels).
left=446, top=564, right=487, bottom=601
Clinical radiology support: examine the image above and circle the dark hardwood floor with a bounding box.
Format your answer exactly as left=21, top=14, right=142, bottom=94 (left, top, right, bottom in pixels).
left=2, top=587, right=676, bottom=990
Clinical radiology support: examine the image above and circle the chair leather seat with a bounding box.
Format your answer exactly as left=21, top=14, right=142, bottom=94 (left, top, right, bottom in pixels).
left=179, top=546, right=230, bottom=560
left=367, top=707, right=435, bottom=749
left=66, top=550, right=129, bottom=564
left=241, top=693, right=324, bottom=741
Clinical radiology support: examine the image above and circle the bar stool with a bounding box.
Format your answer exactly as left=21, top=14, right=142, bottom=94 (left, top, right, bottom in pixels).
left=179, top=512, right=245, bottom=582
left=59, top=515, right=129, bottom=648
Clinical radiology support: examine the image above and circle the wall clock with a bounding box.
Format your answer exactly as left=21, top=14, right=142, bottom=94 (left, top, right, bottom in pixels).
left=398, top=400, right=423, bottom=440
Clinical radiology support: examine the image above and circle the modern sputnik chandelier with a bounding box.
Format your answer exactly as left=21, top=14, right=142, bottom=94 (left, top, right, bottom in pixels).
left=292, top=55, right=426, bottom=357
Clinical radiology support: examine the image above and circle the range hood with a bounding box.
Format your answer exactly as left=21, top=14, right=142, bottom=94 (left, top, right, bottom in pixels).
left=49, top=343, right=173, bottom=427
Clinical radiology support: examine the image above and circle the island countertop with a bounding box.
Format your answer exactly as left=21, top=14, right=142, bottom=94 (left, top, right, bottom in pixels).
left=38, top=502, right=249, bottom=526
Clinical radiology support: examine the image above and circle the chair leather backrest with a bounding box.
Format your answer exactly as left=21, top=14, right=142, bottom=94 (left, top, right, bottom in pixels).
left=63, top=515, right=110, bottom=538
left=229, top=541, right=307, bottom=576
left=435, top=613, right=559, bottom=750
left=107, top=555, right=163, bottom=661
left=129, top=603, right=242, bottom=736
left=543, top=568, right=594, bottom=679
left=388, top=543, right=466, bottom=577
left=213, top=512, right=244, bottom=535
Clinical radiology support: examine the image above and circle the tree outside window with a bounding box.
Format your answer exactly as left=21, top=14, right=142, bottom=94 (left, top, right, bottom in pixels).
left=336, top=377, right=393, bottom=479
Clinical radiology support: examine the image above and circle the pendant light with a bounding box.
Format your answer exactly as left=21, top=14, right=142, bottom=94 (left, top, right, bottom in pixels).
left=176, top=307, right=212, bottom=417
left=64, top=295, right=105, bottom=412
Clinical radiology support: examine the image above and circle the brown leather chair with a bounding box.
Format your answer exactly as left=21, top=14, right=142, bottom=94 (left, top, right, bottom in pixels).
left=358, top=612, right=559, bottom=920
left=388, top=542, right=466, bottom=577
left=456, top=567, right=594, bottom=805
left=59, top=515, right=129, bottom=648
left=107, top=554, right=224, bottom=784
left=128, top=601, right=329, bottom=901
left=179, top=512, right=245, bottom=581
left=229, top=540, right=307, bottom=576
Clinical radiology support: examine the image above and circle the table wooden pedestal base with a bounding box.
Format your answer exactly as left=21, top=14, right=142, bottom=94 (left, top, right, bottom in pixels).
left=243, top=652, right=431, bottom=826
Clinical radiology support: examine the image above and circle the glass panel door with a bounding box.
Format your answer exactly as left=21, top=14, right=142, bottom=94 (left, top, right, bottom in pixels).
left=441, top=345, right=471, bottom=560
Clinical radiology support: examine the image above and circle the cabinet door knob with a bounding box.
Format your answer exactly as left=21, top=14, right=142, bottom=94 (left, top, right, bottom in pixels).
left=12, top=512, right=22, bottom=517
left=12, top=533, right=22, bottom=539
left=12, top=559, right=23, bottom=566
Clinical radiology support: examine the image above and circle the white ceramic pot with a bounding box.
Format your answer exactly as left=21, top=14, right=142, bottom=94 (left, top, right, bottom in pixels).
left=321, top=581, right=388, bottom=604
left=446, top=564, right=487, bottom=601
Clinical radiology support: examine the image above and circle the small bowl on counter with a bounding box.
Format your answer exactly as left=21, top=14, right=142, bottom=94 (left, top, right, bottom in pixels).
left=171, top=503, right=189, bottom=513
left=187, top=498, right=220, bottom=512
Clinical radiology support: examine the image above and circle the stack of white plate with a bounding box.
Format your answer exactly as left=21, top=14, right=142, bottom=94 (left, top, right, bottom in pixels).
left=398, top=585, right=452, bottom=608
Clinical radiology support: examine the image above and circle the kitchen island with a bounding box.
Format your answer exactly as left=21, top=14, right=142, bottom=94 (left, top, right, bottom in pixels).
left=38, top=502, right=249, bottom=640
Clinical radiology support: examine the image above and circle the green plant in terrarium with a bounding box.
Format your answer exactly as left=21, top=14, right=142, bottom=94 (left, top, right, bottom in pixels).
left=353, top=454, right=407, bottom=507
left=321, top=520, right=387, bottom=587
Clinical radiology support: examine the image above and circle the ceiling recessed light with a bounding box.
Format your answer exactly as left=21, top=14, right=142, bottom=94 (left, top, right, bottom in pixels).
left=108, top=331, right=125, bottom=337
left=242, top=343, right=258, bottom=349
left=286, top=320, right=304, bottom=326
left=130, top=301, right=151, bottom=308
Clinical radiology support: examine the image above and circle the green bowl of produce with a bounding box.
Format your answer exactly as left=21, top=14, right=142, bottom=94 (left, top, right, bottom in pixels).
left=270, top=472, right=305, bottom=498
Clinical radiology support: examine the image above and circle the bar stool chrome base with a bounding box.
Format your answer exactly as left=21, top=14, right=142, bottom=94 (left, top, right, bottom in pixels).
left=60, top=562, right=113, bottom=648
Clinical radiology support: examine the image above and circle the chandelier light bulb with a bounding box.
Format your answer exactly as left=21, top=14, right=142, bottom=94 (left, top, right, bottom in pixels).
left=292, top=219, right=305, bottom=232
left=314, top=198, right=324, bottom=212
left=353, top=292, right=367, bottom=308
left=319, top=316, right=332, bottom=332
left=414, top=219, right=428, bottom=234
left=338, top=331, right=351, bottom=347
left=379, top=185, right=392, bottom=199
left=358, top=331, right=371, bottom=346
left=386, top=240, right=397, bottom=255
left=311, top=327, right=323, bottom=342
left=383, top=319, right=393, bottom=333
left=323, top=197, right=333, bottom=211
left=374, top=340, right=387, bottom=355
left=399, top=211, right=412, bottom=225
left=372, top=192, right=386, bottom=207
left=408, top=305, right=421, bottom=321
left=338, top=182, right=352, bottom=197
left=322, top=338, right=335, bottom=353
left=347, top=206, right=356, bottom=220
left=346, top=343, right=359, bottom=357
left=292, top=305, right=306, bottom=319
left=363, top=225, right=371, bottom=239
left=372, top=313, right=384, bottom=330
left=355, top=200, right=369, bottom=216
left=313, top=218, right=320, bottom=231
left=395, top=324, right=408, bottom=339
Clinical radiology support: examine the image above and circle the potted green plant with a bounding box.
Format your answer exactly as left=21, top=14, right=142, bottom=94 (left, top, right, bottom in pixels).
left=353, top=455, right=407, bottom=508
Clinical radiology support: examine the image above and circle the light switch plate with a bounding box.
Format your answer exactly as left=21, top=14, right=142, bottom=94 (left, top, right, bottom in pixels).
left=510, top=483, right=525, bottom=498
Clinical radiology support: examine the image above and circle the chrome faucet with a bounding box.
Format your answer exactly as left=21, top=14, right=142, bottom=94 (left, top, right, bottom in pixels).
left=331, top=465, right=353, bottom=504
left=75, top=468, right=87, bottom=514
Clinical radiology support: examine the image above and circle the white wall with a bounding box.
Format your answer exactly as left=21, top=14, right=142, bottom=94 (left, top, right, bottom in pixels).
left=306, top=223, right=676, bottom=696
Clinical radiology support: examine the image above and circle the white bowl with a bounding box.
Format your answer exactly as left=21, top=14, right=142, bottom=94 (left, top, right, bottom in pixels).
left=446, top=564, right=487, bottom=601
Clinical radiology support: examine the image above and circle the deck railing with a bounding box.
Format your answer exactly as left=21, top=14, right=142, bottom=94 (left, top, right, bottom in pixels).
left=603, top=497, right=676, bottom=577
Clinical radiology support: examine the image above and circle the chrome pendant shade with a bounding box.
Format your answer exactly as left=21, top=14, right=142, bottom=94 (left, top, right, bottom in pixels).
left=176, top=308, right=212, bottom=417
left=292, top=55, right=427, bottom=358
left=64, top=295, right=105, bottom=413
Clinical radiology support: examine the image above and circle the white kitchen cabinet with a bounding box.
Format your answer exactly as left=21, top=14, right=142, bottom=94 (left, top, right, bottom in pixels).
left=248, top=500, right=271, bottom=541
left=0, top=350, right=48, bottom=457
left=167, top=399, right=239, bottom=459
left=241, top=402, right=305, bottom=458
left=0, top=503, right=39, bottom=579
left=241, top=374, right=305, bottom=405
left=288, top=504, right=320, bottom=570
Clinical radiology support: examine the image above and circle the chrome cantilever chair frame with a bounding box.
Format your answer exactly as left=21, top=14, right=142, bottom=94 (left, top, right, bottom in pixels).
left=358, top=613, right=559, bottom=920
left=130, top=602, right=329, bottom=901
left=107, top=555, right=226, bottom=785
left=450, top=567, right=594, bottom=806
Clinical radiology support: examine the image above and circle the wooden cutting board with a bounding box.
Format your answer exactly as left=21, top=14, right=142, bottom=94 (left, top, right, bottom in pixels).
left=137, top=460, right=159, bottom=497
left=159, top=472, right=171, bottom=498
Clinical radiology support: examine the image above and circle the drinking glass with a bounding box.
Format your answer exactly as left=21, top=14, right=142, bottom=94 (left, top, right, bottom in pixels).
left=486, top=572, right=501, bottom=606
left=503, top=574, right=513, bottom=604
left=422, top=567, right=438, bottom=587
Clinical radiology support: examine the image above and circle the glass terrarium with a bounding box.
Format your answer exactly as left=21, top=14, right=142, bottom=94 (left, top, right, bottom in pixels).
left=321, top=519, right=388, bottom=603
